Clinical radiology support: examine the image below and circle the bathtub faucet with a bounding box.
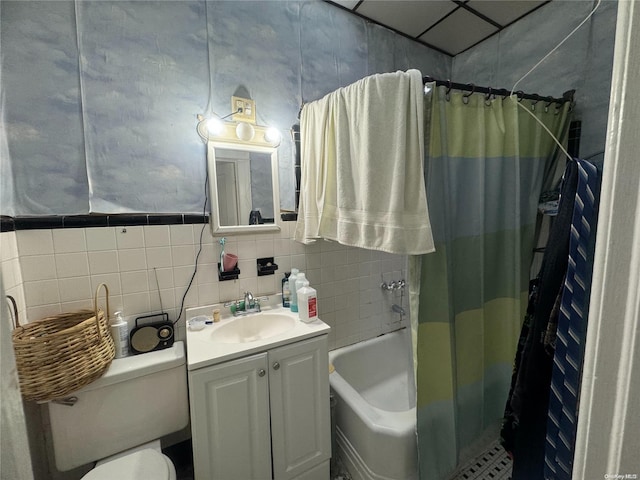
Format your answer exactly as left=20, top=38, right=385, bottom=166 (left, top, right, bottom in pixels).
left=391, top=304, right=405, bottom=315
left=391, top=303, right=406, bottom=324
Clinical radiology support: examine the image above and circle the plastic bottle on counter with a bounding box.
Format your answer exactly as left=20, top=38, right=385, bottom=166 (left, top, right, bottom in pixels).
left=297, top=279, right=318, bottom=323
left=282, top=272, right=291, bottom=308
left=289, top=268, right=300, bottom=312
left=294, top=272, right=307, bottom=299
left=110, top=311, right=130, bottom=358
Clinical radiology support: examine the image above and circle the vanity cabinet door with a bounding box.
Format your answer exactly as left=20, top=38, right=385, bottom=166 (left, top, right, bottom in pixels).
left=269, top=335, right=331, bottom=480
left=189, top=353, right=271, bottom=480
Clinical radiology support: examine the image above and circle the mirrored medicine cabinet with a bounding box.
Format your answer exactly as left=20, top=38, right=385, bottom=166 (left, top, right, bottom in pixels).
left=199, top=115, right=281, bottom=235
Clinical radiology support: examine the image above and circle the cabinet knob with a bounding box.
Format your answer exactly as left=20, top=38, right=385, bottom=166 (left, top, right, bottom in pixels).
left=272, top=362, right=280, bottom=370
left=258, top=369, right=266, bottom=377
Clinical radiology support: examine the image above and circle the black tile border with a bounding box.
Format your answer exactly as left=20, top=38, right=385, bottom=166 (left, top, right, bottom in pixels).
left=107, top=214, right=148, bottom=227
left=0, top=211, right=301, bottom=232
left=0, top=213, right=210, bottom=232
left=63, top=215, right=108, bottom=229
left=148, top=214, right=184, bottom=225
left=183, top=214, right=209, bottom=225
left=14, top=216, right=63, bottom=230
left=1, top=216, right=15, bottom=232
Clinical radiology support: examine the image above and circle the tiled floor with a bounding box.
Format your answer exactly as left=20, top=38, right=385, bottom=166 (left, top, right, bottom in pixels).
left=165, top=436, right=512, bottom=480
left=331, top=455, right=353, bottom=480
left=448, top=439, right=512, bottom=480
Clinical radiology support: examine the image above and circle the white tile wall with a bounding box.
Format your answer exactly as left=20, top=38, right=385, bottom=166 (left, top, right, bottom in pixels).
left=1, top=231, right=26, bottom=324
left=52, top=229, right=87, bottom=253
left=2, top=222, right=409, bottom=350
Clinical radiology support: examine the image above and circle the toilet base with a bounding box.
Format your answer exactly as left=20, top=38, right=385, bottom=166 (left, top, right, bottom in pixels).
left=83, top=440, right=176, bottom=480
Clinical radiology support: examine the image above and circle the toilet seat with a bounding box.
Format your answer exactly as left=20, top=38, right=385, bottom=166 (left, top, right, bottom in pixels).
left=82, top=448, right=176, bottom=480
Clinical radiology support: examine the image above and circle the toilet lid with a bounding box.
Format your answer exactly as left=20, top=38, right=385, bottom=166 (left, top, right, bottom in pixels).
left=83, top=449, right=171, bottom=480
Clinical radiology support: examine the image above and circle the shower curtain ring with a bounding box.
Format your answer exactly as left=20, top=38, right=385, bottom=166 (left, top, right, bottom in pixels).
left=544, top=100, right=553, bottom=113
left=531, top=96, right=539, bottom=111
left=462, top=84, right=474, bottom=104
left=555, top=102, right=563, bottom=115
left=484, top=87, right=493, bottom=106
left=445, top=80, right=453, bottom=101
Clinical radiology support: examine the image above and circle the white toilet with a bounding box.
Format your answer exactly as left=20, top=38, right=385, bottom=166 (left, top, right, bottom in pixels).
left=47, top=341, right=189, bottom=479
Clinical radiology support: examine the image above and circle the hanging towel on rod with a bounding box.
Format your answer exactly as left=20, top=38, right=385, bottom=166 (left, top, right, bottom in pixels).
left=294, top=69, right=435, bottom=255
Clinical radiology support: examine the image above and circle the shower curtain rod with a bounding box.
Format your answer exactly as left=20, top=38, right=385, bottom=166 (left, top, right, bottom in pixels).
left=297, top=75, right=574, bottom=119
left=423, top=75, right=575, bottom=105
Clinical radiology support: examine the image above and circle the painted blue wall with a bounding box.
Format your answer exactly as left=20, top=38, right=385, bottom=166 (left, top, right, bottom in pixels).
left=0, top=0, right=451, bottom=216
left=452, top=0, right=617, bottom=163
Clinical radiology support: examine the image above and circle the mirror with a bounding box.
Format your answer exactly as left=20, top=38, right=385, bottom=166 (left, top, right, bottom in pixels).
left=208, top=140, right=280, bottom=235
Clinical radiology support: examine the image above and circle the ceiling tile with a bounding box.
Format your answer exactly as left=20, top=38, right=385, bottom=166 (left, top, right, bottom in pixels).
left=330, top=0, right=361, bottom=10
left=466, top=0, right=547, bottom=27
left=418, top=7, right=498, bottom=55
left=356, top=0, right=457, bottom=37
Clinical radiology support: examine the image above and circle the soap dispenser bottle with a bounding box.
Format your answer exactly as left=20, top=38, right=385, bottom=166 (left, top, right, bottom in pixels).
left=282, top=272, right=291, bottom=307
left=294, top=272, right=307, bottom=299
left=110, top=311, right=130, bottom=358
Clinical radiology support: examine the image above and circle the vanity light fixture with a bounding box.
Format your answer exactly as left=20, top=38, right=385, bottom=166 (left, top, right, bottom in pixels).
left=196, top=118, right=281, bottom=148
left=197, top=97, right=281, bottom=147
left=197, top=107, right=243, bottom=137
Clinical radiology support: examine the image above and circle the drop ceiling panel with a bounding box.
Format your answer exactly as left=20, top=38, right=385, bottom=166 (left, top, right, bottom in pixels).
left=330, top=0, right=360, bottom=9
left=419, top=7, right=498, bottom=55
left=325, top=0, right=552, bottom=57
left=467, top=0, right=547, bottom=27
left=356, top=0, right=457, bottom=37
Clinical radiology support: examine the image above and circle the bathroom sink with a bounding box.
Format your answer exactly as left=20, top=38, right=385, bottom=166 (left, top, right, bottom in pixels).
left=211, top=313, right=296, bottom=344
left=186, top=304, right=330, bottom=370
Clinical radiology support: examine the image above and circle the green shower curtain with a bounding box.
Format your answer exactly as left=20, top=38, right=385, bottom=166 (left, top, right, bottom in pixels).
left=409, top=85, right=571, bottom=479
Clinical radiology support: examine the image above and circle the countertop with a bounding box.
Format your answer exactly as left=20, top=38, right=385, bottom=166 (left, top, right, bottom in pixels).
left=185, top=301, right=330, bottom=371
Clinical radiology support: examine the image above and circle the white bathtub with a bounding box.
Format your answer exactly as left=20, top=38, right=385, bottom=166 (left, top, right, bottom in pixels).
left=329, top=329, right=417, bottom=480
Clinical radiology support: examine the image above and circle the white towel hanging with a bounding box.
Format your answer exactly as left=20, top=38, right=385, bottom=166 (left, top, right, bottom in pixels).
left=295, top=69, right=434, bottom=255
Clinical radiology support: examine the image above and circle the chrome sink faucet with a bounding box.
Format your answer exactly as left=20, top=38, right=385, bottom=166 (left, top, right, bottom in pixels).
left=244, top=291, right=257, bottom=311
left=224, top=292, right=268, bottom=316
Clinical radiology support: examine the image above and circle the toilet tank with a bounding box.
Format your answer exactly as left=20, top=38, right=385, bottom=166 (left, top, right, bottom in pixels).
left=48, top=341, right=189, bottom=472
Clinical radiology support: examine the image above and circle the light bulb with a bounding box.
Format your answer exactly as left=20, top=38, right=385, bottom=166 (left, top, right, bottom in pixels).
left=206, top=117, right=224, bottom=136
left=264, top=127, right=281, bottom=145
left=236, top=122, right=255, bottom=141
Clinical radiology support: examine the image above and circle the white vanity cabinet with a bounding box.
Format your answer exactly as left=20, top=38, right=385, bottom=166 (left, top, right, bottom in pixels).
left=189, top=334, right=331, bottom=480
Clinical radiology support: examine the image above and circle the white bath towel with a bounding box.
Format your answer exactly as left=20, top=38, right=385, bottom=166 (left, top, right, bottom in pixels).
left=294, top=69, right=435, bottom=255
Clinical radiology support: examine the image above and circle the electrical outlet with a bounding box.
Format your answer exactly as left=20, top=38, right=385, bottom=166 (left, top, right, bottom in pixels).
left=231, top=96, right=256, bottom=123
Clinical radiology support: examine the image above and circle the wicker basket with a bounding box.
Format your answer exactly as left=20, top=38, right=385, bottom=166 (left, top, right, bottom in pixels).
left=11, top=283, right=115, bottom=402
